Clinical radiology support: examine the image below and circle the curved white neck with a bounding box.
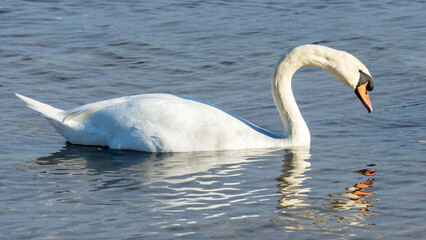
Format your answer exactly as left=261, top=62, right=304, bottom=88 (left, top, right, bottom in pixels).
left=272, top=45, right=341, bottom=145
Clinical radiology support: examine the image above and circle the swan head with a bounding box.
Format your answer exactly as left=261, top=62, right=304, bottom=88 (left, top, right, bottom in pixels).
left=282, top=45, right=374, bottom=113
left=333, top=52, right=374, bottom=113
left=305, top=45, right=375, bottom=113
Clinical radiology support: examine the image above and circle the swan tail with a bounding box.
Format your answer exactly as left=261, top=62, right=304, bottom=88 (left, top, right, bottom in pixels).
left=15, top=93, right=64, bottom=123
left=16, top=93, right=111, bottom=146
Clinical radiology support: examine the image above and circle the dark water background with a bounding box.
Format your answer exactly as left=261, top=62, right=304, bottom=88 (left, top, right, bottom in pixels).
left=1, top=1, right=425, bottom=239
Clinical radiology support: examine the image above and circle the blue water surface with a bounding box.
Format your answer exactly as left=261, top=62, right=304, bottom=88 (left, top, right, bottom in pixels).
left=1, top=1, right=425, bottom=239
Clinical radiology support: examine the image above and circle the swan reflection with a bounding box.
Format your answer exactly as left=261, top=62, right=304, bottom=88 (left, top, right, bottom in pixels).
left=32, top=144, right=279, bottom=194
left=33, top=144, right=377, bottom=236
left=277, top=147, right=312, bottom=209
left=33, top=143, right=273, bottom=178
left=276, top=148, right=378, bottom=234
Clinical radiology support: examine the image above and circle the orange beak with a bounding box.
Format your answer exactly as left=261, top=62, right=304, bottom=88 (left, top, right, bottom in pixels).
left=355, top=82, right=373, bottom=113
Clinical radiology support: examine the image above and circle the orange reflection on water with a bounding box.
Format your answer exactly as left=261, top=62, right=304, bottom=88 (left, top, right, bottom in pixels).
left=350, top=168, right=379, bottom=217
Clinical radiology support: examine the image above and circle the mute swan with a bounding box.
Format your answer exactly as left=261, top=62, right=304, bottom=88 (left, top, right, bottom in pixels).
left=16, top=44, right=374, bottom=152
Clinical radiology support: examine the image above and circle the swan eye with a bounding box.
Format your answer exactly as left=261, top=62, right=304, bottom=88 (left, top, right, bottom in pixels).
left=358, top=69, right=374, bottom=91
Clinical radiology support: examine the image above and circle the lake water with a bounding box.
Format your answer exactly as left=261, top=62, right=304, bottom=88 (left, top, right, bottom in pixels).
left=1, top=0, right=425, bottom=239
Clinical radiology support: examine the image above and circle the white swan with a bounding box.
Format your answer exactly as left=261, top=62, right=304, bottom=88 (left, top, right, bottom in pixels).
left=16, top=44, right=374, bottom=152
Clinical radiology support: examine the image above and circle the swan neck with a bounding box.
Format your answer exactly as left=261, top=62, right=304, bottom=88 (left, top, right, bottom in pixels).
left=271, top=45, right=359, bottom=146
left=272, top=45, right=336, bottom=146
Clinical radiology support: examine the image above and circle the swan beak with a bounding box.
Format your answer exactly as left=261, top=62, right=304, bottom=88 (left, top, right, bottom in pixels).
left=355, top=82, right=373, bottom=113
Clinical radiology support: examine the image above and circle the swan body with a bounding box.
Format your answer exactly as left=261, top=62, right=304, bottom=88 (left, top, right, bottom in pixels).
left=16, top=44, right=374, bottom=152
